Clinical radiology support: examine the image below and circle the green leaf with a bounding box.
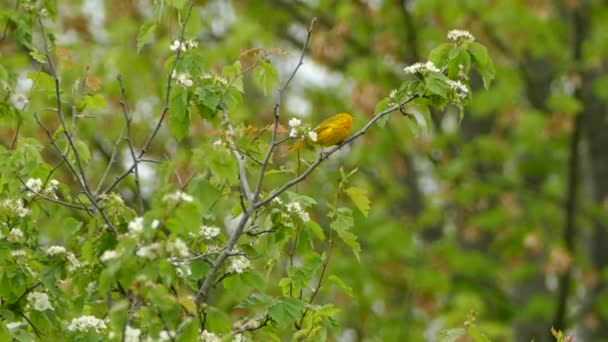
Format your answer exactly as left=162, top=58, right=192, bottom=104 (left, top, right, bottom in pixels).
left=176, top=319, right=199, bottom=342
left=195, top=87, right=220, bottom=117
left=467, top=325, right=491, bottom=342
left=76, top=94, right=106, bottom=112
left=29, top=49, right=46, bottom=64
left=136, top=22, right=156, bottom=53
left=374, top=98, right=391, bottom=127
left=306, top=220, right=326, bottom=240
left=74, top=140, right=91, bottom=165
left=268, top=297, right=306, bottom=328
left=345, top=187, right=370, bottom=217
left=288, top=253, right=323, bottom=291
left=330, top=208, right=360, bottom=261
left=222, top=61, right=243, bottom=92
left=425, top=73, right=449, bottom=98
left=169, top=88, right=190, bottom=141
left=428, top=43, right=452, bottom=67
left=468, top=42, right=495, bottom=89
left=236, top=293, right=273, bottom=309
left=438, top=328, right=466, bottom=342
left=327, top=275, right=354, bottom=298
left=253, top=61, right=279, bottom=96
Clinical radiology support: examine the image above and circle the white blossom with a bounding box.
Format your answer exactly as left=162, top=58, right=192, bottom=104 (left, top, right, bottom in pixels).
left=200, top=225, right=221, bottom=239
left=169, top=40, right=186, bottom=52
left=286, top=202, right=310, bottom=222
left=10, top=93, right=28, bottom=110
left=289, top=128, right=299, bottom=138
left=27, top=291, right=54, bottom=311
left=67, top=315, right=107, bottom=333
left=159, top=330, right=176, bottom=341
left=199, top=330, right=221, bottom=342
left=167, top=238, right=189, bottom=258
left=288, top=118, right=302, bottom=128
left=66, top=252, right=82, bottom=271
left=446, top=79, right=469, bottom=98
left=125, top=326, right=142, bottom=342
left=447, top=29, right=475, bottom=42
left=11, top=249, right=27, bottom=258
left=151, top=219, right=160, bottom=229
left=229, top=256, right=251, bottom=274
left=46, top=245, right=67, bottom=256
left=8, top=228, right=24, bottom=242
left=100, top=250, right=120, bottom=262
left=2, top=199, right=30, bottom=218
left=233, top=333, right=247, bottom=342
left=136, top=242, right=163, bottom=259
left=86, top=281, right=96, bottom=294
left=128, top=217, right=145, bottom=235
left=174, top=72, right=194, bottom=87
left=403, top=61, right=440, bottom=74
left=307, top=131, right=318, bottom=142
left=185, top=39, right=198, bottom=49
left=6, top=322, right=25, bottom=330
left=25, top=178, right=43, bottom=195
left=163, top=191, right=194, bottom=203
left=172, top=261, right=192, bottom=278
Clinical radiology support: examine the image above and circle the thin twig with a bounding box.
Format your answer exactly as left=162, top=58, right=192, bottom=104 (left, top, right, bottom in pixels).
left=255, top=95, right=417, bottom=209
left=36, top=17, right=116, bottom=233
left=103, top=2, right=196, bottom=195
left=95, top=124, right=126, bottom=194
left=221, top=106, right=254, bottom=201
left=117, top=75, right=144, bottom=213
left=17, top=176, right=90, bottom=211
left=251, top=18, right=316, bottom=203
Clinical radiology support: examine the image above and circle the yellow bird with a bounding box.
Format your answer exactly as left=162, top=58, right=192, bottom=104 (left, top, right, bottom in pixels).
left=290, top=112, right=353, bottom=152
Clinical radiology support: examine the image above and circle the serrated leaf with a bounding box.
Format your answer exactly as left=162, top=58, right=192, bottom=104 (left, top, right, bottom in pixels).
left=330, top=208, right=360, bottom=261
left=428, top=43, right=452, bottom=67
left=345, top=187, right=370, bottom=217
left=288, top=253, right=323, bottom=290
left=236, top=293, right=273, bottom=309
left=374, top=98, right=391, bottom=127
left=425, top=74, right=449, bottom=98
left=222, top=61, right=243, bottom=92
left=268, top=297, right=306, bottom=328
left=468, top=42, right=495, bottom=89
left=327, top=275, right=354, bottom=298
left=253, top=61, right=279, bottom=96
left=136, top=22, right=156, bottom=53
left=76, top=94, right=106, bottom=112
left=169, top=88, right=190, bottom=141
left=29, top=49, right=46, bottom=64
left=306, top=220, right=326, bottom=240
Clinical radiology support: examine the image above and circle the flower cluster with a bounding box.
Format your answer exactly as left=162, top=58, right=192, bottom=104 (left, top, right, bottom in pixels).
left=446, top=79, right=469, bottom=99
left=169, top=39, right=198, bottom=52
left=166, top=238, right=190, bottom=258
left=24, top=178, right=60, bottom=198
left=128, top=217, right=144, bottom=235
left=403, top=61, right=440, bottom=74
left=163, top=191, right=194, bottom=203
left=288, top=117, right=318, bottom=142
left=286, top=202, right=311, bottom=222
left=27, top=291, right=54, bottom=311
left=124, top=326, right=141, bottom=342
left=44, top=244, right=81, bottom=271
left=67, top=315, right=107, bottom=333
left=447, top=29, right=475, bottom=42
left=200, top=330, right=221, bottom=342
left=136, top=242, right=163, bottom=259
left=200, top=225, right=221, bottom=239
left=100, top=249, right=120, bottom=262
left=229, top=256, right=251, bottom=274
left=173, top=72, right=194, bottom=88
left=1, top=199, right=30, bottom=218
left=8, top=228, right=24, bottom=242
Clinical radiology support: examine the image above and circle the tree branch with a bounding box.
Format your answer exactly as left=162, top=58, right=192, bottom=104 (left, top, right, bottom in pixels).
left=117, top=74, right=144, bottom=213
left=103, top=2, right=196, bottom=194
